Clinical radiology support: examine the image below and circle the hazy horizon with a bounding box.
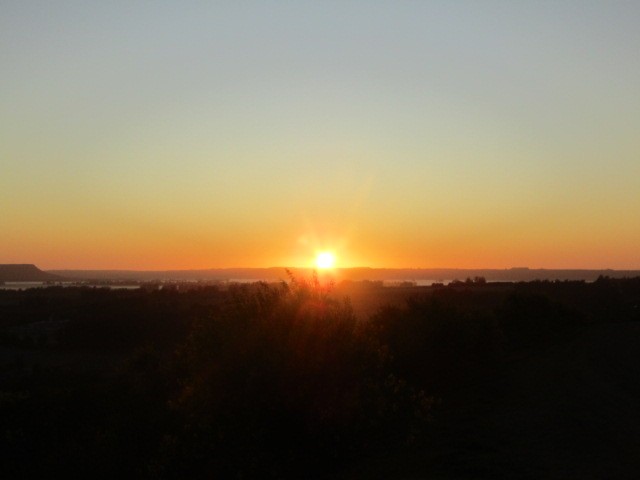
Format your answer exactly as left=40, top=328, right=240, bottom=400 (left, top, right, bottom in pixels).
left=2, top=2, right=639, bottom=270
left=41, top=265, right=640, bottom=272
left=8, top=261, right=640, bottom=276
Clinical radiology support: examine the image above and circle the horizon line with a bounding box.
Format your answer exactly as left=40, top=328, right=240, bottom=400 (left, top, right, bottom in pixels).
left=41, top=266, right=640, bottom=272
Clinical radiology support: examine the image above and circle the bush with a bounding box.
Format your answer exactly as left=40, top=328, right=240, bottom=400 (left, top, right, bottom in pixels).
left=497, top=293, right=584, bottom=349
left=369, top=295, right=504, bottom=394
left=157, top=276, right=432, bottom=478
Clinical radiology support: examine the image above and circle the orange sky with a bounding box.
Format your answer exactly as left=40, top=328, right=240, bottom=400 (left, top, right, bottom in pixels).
left=2, top=2, right=639, bottom=270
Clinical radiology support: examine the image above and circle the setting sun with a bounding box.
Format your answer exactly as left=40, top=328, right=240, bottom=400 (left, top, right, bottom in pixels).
left=315, top=252, right=336, bottom=269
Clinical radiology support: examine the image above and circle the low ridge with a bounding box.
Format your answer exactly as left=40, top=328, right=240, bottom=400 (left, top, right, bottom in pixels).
left=0, top=264, right=62, bottom=282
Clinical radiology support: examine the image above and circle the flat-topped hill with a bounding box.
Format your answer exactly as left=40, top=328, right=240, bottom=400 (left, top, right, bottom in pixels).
left=0, top=264, right=62, bottom=282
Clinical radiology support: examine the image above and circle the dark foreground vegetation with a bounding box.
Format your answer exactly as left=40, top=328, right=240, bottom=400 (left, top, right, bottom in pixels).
left=1, top=276, right=640, bottom=478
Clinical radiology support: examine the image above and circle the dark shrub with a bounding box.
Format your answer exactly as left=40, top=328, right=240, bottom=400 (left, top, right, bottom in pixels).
left=369, top=295, right=504, bottom=394
left=497, top=293, right=584, bottom=349
left=160, top=276, right=431, bottom=478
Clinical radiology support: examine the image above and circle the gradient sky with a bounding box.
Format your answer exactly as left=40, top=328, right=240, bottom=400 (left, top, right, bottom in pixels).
left=2, top=1, right=639, bottom=270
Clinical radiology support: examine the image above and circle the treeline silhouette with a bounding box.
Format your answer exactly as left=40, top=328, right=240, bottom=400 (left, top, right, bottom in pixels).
left=1, top=276, right=639, bottom=477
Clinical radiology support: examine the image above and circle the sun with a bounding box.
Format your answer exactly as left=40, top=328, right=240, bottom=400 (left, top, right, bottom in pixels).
left=315, top=251, right=336, bottom=269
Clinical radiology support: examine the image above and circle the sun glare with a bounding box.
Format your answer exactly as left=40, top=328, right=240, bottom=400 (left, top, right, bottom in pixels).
left=315, top=251, right=336, bottom=269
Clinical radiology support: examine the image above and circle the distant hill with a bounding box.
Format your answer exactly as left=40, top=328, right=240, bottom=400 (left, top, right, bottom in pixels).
left=0, top=264, right=62, bottom=282
left=47, top=266, right=640, bottom=283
